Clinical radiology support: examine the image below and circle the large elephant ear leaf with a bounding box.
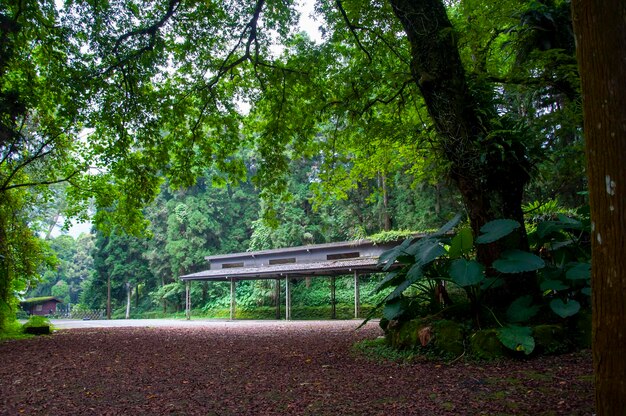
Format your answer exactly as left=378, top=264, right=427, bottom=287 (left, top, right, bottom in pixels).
left=377, top=238, right=413, bottom=270
left=449, top=259, right=485, bottom=287
left=566, top=262, right=591, bottom=280
left=550, top=298, right=581, bottom=318
left=493, top=250, right=545, bottom=273
left=497, top=325, right=535, bottom=355
left=383, top=298, right=408, bottom=321
left=506, top=295, right=540, bottom=323
left=476, top=219, right=521, bottom=244
left=415, top=239, right=446, bottom=267
left=448, top=228, right=474, bottom=258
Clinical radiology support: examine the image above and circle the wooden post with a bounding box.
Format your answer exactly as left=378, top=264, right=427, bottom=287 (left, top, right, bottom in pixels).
left=354, top=271, right=360, bottom=319
left=275, top=279, right=281, bottom=320
left=185, top=281, right=191, bottom=320
left=331, top=276, right=336, bottom=319
left=285, top=277, right=291, bottom=321
left=230, top=278, right=236, bottom=320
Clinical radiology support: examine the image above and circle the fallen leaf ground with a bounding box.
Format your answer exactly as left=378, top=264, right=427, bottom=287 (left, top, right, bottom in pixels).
left=0, top=321, right=593, bottom=415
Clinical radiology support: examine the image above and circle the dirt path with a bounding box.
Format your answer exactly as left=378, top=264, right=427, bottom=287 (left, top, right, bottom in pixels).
left=0, top=321, right=593, bottom=415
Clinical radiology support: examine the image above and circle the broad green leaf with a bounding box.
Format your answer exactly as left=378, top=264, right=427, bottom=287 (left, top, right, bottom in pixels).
left=449, top=259, right=485, bottom=287
left=550, top=298, right=581, bottom=318
left=385, top=264, right=425, bottom=301
left=416, top=240, right=446, bottom=266
left=550, top=240, right=574, bottom=251
left=506, top=295, right=540, bottom=323
left=540, top=279, right=569, bottom=292
left=557, top=214, right=583, bottom=227
left=386, top=278, right=413, bottom=301
left=537, top=217, right=583, bottom=239
left=448, top=228, right=474, bottom=258
left=476, top=219, right=521, bottom=244
left=377, top=238, right=412, bottom=270
left=405, top=238, right=446, bottom=267
left=581, top=287, right=591, bottom=296
left=493, top=250, right=545, bottom=273
left=497, top=326, right=535, bottom=355
left=566, top=262, right=591, bottom=280
left=433, top=213, right=462, bottom=236
left=373, top=270, right=402, bottom=293
left=383, top=299, right=406, bottom=321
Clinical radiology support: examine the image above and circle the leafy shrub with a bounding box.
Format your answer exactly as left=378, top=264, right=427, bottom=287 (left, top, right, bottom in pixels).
left=367, top=209, right=591, bottom=356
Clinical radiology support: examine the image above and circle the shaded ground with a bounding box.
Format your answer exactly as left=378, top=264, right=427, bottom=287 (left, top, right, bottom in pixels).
left=0, top=321, right=593, bottom=415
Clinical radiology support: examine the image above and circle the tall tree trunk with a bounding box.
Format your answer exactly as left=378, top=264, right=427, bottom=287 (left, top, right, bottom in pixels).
left=388, top=0, right=535, bottom=301
left=0, top=212, right=10, bottom=331
left=380, top=172, right=392, bottom=231
left=106, top=276, right=111, bottom=320
left=125, top=282, right=131, bottom=319
left=572, top=1, right=626, bottom=413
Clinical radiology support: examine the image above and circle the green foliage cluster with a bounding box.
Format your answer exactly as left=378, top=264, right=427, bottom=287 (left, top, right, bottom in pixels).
left=370, top=205, right=591, bottom=357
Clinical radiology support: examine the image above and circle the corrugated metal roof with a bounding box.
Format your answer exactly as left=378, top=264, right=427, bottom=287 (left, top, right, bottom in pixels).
left=180, top=257, right=386, bottom=281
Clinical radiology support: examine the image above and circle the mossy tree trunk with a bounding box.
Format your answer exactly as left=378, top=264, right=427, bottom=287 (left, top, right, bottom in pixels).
left=572, top=1, right=626, bottom=413
left=388, top=0, right=536, bottom=301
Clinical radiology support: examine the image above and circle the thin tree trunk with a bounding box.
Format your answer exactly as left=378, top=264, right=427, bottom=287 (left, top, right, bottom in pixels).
left=106, top=276, right=111, bottom=320
left=381, top=172, right=391, bottom=231
left=44, top=211, right=61, bottom=241
left=572, top=1, right=626, bottom=413
left=434, top=183, right=441, bottom=216
left=125, top=282, right=131, bottom=319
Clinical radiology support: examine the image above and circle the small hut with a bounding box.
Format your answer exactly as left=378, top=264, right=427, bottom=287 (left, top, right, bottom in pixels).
left=20, top=297, right=63, bottom=316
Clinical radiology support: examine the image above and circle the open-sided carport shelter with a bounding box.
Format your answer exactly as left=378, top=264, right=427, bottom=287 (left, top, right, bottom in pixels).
left=179, top=237, right=417, bottom=320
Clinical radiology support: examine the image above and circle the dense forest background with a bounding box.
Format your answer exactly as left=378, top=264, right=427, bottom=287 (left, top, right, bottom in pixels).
left=27, top=150, right=585, bottom=319
left=27, top=157, right=470, bottom=318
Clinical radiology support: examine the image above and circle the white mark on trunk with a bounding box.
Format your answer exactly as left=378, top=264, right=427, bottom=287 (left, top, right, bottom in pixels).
left=591, top=221, right=595, bottom=232
left=597, top=122, right=602, bottom=129
left=610, top=204, right=615, bottom=212
left=605, top=175, right=616, bottom=195
left=611, top=132, right=616, bottom=137
left=597, top=232, right=602, bottom=245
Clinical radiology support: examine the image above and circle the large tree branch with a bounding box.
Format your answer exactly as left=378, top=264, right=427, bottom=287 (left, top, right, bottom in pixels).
left=335, top=0, right=372, bottom=63
left=112, top=0, right=181, bottom=54
left=2, top=170, right=80, bottom=192
left=0, top=132, right=62, bottom=191
left=100, top=0, right=181, bottom=77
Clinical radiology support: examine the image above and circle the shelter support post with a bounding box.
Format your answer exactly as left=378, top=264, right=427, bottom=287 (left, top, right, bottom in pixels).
left=275, top=279, right=281, bottom=320
left=230, top=278, right=236, bottom=320
left=185, top=281, right=191, bottom=320
left=354, top=271, right=360, bottom=319
left=285, top=277, right=291, bottom=321
left=331, top=276, right=336, bottom=319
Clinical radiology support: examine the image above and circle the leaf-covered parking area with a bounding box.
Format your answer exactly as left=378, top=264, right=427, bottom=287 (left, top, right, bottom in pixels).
left=0, top=321, right=593, bottom=415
